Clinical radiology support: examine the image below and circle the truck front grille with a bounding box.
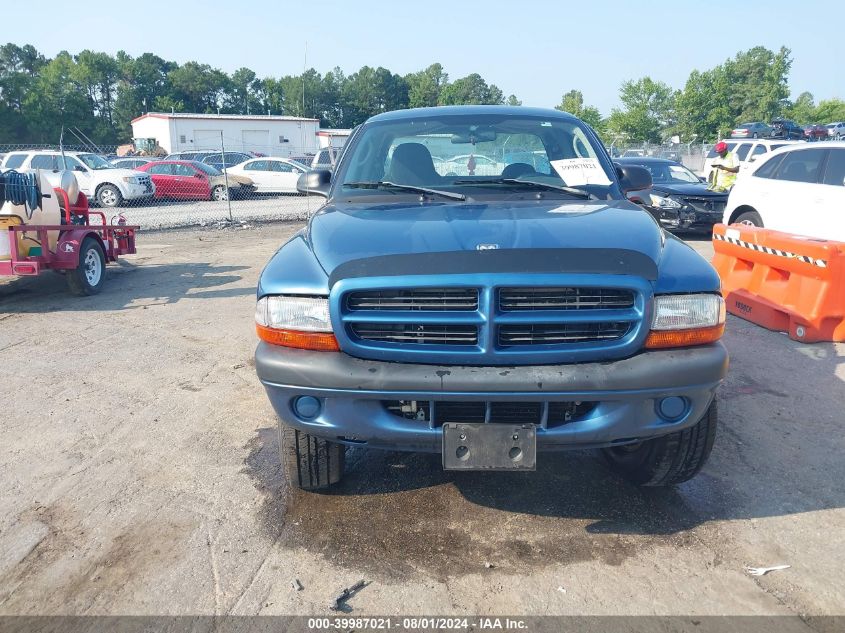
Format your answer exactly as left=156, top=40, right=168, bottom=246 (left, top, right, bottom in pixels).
left=347, top=288, right=478, bottom=311
left=350, top=323, right=478, bottom=345
left=382, top=400, right=596, bottom=428
left=499, top=287, right=634, bottom=311
left=499, top=322, right=631, bottom=346
left=337, top=279, right=646, bottom=364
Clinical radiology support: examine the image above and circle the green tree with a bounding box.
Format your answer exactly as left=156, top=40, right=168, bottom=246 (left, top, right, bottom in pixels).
left=607, top=77, right=676, bottom=143
left=788, top=91, right=816, bottom=124
left=113, top=51, right=174, bottom=139
left=342, top=66, right=408, bottom=125
left=676, top=46, right=792, bottom=141
left=23, top=51, right=90, bottom=143
left=814, top=98, right=845, bottom=124
left=506, top=94, right=522, bottom=106
left=555, top=89, right=604, bottom=131
left=0, top=43, right=45, bottom=141
left=728, top=46, right=792, bottom=123
left=439, top=73, right=504, bottom=105
left=405, top=63, right=448, bottom=109
left=168, top=61, right=229, bottom=112
left=225, top=67, right=262, bottom=114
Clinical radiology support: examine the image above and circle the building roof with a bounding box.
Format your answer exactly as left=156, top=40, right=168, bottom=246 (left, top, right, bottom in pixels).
left=131, top=112, right=320, bottom=124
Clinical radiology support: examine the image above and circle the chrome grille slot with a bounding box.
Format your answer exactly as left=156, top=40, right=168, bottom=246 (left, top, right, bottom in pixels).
left=347, top=288, right=478, bottom=311
left=500, top=287, right=635, bottom=311
left=350, top=323, right=478, bottom=345
left=499, top=322, right=630, bottom=345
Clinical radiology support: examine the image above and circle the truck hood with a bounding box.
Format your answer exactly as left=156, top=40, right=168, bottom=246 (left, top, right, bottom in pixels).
left=308, top=199, right=665, bottom=282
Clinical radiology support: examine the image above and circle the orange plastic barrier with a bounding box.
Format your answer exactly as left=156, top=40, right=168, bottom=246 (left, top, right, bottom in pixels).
left=712, top=223, right=845, bottom=342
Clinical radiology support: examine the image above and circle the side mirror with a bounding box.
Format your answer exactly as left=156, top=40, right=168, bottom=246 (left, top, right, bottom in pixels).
left=297, top=169, right=331, bottom=197
left=195, top=172, right=204, bottom=178
left=615, top=164, right=652, bottom=194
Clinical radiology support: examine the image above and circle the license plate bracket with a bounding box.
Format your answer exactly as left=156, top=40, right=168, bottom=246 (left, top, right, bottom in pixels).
left=442, top=423, right=537, bottom=471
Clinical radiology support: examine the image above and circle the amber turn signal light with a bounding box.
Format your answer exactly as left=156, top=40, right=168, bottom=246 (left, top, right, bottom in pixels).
left=256, top=324, right=340, bottom=351
left=644, top=324, right=725, bottom=349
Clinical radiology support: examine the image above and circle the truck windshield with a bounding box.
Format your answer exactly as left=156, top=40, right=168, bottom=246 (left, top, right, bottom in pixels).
left=335, top=113, right=616, bottom=200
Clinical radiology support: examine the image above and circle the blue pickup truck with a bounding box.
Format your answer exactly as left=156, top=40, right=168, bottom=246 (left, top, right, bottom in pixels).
left=255, top=106, right=728, bottom=490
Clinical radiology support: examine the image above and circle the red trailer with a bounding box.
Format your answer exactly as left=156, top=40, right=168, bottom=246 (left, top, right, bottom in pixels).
left=0, top=185, right=139, bottom=295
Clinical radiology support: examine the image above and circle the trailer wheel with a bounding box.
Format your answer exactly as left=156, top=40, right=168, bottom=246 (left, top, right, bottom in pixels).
left=280, top=424, right=345, bottom=491
left=67, top=237, right=106, bottom=296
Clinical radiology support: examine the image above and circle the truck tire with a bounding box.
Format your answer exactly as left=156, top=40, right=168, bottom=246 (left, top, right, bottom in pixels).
left=600, top=401, right=718, bottom=486
left=67, top=236, right=106, bottom=296
left=97, top=184, right=123, bottom=208
left=734, top=210, right=763, bottom=227
left=280, top=425, right=345, bottom=490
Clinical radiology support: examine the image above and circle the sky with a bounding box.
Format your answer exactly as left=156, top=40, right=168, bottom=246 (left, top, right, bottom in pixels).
left=5, top=0, right=843, bottom=115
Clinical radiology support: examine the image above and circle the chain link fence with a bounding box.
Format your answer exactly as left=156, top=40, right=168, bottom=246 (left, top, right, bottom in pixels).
left=606, top=142, right=712, bottom=175
left=0, top=141, right=323, bottom=230
left=1, top=138, right=716, bottom=231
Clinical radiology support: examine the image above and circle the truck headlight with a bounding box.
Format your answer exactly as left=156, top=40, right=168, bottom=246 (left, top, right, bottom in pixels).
left=122, top=176, right=141, bottom=184
left=648, top=193, right=682, bottom=209
left=645, top=294, right=725, bottom=349
left=255, top=295, right=339, bottom=351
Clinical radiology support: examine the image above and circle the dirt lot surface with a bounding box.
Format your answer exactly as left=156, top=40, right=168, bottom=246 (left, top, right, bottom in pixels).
left=0, top=224, right=843, bottom=622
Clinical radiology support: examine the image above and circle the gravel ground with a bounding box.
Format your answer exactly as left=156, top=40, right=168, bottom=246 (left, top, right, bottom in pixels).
left=0, top=225, right=843, bottom=623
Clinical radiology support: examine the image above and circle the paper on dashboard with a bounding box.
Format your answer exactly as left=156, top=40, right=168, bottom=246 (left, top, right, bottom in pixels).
left=550, top=158, right=612, bottom=186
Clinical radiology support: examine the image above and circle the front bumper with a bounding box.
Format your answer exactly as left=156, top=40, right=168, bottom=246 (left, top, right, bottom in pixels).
left=645, top=204, right=723, bottom=233
left=255, top=342, right=729, bottom=452
left=124, top=182, right=155, bottom=200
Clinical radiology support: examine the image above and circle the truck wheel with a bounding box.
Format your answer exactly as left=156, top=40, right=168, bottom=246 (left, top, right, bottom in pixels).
left=67, top=236, right=106, bottom=296
left=734, top=210, right=763, bottom=227
left=600, top=401, right=718, bottom=486
left=97, top=184, right=123, bottom=208
left=211, top=185, right=229, bottom=201
left=280, top=425, right=345, bottom=491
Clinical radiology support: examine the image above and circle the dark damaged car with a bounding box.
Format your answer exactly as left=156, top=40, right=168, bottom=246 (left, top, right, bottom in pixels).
left=254, top=106, right=729, bottom=490
left=617, top=157, right=728, bottom=233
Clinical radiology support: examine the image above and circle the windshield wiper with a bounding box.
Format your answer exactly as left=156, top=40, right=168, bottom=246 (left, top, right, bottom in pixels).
left=343, top=181, right=466, bottom=201
left=452, top=178, right=594, bottom=200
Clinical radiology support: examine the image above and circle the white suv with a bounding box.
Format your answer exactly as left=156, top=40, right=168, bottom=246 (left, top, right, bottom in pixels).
left=1, top=150, right=155, bottom=208
left=723, top=141, right=845, bottom=241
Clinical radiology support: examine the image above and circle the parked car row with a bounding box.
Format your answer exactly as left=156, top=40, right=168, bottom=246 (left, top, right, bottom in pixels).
left=619, top=141, right=845, bottom=242
left=1, top=150, right=155, bottom=207
left=732, top=119, right=845, bottom=141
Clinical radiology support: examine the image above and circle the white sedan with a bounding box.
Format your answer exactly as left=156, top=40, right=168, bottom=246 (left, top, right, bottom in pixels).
left=723, top=141, right=845, bottom=241
left=225, top=157, right=308, bottom=193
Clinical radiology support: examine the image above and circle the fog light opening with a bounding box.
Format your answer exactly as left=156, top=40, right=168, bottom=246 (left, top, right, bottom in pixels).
left=656, top=396, right=688, bottom=422
left=292, top=396, right=321, bottom=420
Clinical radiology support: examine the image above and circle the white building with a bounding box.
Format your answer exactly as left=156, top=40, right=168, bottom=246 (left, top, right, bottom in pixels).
left=317, top=128, right=352, bottom=149
left=130, top=112, right=322, bottom=157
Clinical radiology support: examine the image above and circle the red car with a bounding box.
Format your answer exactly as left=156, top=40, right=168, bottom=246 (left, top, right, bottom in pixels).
left=135, top=160, right=253, bottom=201
left=803, top=124, right=829, bottom=142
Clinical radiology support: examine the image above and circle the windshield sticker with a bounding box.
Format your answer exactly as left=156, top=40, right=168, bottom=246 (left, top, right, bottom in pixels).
left=550, top=158, right=612, bottom=186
